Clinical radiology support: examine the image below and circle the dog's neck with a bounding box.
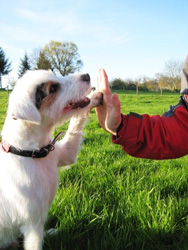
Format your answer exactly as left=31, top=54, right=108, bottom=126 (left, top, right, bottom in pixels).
left=2, top=116, right=54, bottom=151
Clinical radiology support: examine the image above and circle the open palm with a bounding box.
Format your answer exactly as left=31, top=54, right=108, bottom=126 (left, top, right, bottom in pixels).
left=96, top=69, right=121, bottom=135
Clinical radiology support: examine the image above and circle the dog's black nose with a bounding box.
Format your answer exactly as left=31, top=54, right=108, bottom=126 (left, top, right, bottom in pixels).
left=81, top=74, right=90, bottom=82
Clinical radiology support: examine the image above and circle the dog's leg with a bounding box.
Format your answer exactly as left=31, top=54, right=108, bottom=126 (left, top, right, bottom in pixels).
left=57, top=115, right=87, bottom=167
left=57, top=91, right=102, bottom=167
left=22, top=224, right=44, bottom=250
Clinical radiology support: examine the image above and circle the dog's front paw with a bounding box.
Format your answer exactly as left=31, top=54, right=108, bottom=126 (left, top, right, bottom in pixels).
left=88, top=91, right=103, bottom=109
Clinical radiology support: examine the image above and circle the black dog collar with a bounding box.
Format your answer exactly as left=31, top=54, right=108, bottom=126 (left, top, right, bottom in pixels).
left=1, top=131, right=64, bottom=159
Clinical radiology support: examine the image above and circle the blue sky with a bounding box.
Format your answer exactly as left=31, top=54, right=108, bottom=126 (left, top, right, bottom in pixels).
left=1, top=0, right=188, bottom=86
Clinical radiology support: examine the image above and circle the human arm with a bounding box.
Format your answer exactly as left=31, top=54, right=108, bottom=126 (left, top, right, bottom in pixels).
left=112, top=96, right=188, bottom=159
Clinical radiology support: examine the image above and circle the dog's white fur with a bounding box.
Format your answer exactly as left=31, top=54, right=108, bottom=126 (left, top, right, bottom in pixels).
left=0, top=70, right=102, bottom=250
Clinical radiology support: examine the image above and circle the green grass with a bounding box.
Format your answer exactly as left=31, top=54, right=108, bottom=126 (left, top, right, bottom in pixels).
left=1, top=90, right=188, bottom=250
left=0, top=90, right=9, bottom=136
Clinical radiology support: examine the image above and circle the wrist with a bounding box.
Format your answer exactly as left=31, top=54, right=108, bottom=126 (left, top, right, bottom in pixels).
left=109, top=114, right=123, bottom=136
left=116, top=114, right=123, bottom=136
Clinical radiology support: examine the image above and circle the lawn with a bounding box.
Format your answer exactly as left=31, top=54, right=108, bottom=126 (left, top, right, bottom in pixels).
left=1, top=90, right=188, bottom=250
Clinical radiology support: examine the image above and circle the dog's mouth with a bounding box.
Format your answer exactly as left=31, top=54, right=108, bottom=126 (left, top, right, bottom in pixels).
left=63, top=97, right=91, bottom=113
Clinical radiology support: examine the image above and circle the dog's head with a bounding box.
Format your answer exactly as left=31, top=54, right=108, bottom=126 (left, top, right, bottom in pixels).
left=8, top=70, right=92, bottom=125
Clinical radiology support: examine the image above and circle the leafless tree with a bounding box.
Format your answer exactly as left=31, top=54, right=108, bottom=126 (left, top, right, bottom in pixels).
left=164, top=59, right=183, bottom=91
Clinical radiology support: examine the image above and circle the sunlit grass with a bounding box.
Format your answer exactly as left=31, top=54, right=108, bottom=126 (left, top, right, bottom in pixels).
left=1, top=90, right=188, bottom=250
left=0, top=91, right=8, bottom=138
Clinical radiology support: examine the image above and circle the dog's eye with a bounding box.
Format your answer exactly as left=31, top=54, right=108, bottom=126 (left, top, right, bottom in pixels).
left=35, top=83, right=47, bottom=109
left=49, top=84, right=59, bottom=94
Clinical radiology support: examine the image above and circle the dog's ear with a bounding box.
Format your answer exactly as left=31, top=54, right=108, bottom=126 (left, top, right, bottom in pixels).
left=8, top=95, right=41, bottom=125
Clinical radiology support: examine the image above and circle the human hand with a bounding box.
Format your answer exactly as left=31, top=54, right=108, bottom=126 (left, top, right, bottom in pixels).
left=96, top=69, right=122, bottom=135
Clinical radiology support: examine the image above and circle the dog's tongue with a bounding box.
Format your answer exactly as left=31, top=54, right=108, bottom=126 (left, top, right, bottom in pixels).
left=63, top=97, right=90, bottom=113
left=72, top=97, right=91, bottom=109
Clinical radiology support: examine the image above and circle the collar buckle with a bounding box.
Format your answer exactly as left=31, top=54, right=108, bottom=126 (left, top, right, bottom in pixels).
left=32, top=143, right=55, bottom=158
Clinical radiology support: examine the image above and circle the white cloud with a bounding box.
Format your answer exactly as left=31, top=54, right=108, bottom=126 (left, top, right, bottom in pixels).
left=15, top=7, right=82, bottom=34
left=79, top=22, right=133, bottom=49
left=1, top=24, right=39, bottom=43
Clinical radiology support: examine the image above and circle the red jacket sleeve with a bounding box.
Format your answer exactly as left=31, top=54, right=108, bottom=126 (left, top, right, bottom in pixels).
left=112, top=96, right=188, bottom=159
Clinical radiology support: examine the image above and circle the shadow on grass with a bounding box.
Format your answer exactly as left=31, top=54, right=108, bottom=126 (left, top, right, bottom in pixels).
left=42, top=214, right=188, bottom=250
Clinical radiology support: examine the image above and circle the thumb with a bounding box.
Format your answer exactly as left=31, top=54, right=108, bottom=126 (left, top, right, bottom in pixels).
left=106, top=93, right=121, bottom=134
left=111, top=93, right=121, bottom=113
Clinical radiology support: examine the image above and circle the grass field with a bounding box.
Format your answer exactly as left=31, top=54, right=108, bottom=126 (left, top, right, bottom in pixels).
left=1, top=90, right=188, bottom=250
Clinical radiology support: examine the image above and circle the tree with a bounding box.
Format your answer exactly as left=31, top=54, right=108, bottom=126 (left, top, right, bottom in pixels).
left=164, top=59, right=183, bottom=91
left=36, top=51, right=53, bottom=71
left=43, top=40, right=83, bottom=76
left=110, top=78, right=126, bottom=90
left=155, top=73, right=164, bottom=95
left=134, top=77, right=142, bottom=95
left=145, top=78, right=159, bottom=92
left=125, top=79, right=136, bottom=91
left=18, top=52, right=31, bottom=78
left=29, top=47, right=41, bottom=69
left=0, top=47, right=12, bottom=89
left=8, top=75, right=17, bottom=89
left=158, top=77, right=165, bottom=95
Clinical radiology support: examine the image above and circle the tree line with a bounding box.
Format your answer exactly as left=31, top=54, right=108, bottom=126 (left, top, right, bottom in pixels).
left=0, top=41, right=183, bottom=93
left=110, top=59, right=183, bottom=95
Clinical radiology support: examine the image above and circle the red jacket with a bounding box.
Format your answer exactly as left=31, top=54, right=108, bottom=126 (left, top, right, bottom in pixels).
left=112, top=95, right=188, bottom=160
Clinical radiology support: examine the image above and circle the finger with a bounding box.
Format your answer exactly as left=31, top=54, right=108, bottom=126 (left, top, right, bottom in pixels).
left=110, top=93, right=122, bottom=130
left=111, top=93, right=121, bottom=113
left=96, top=69, right=104, bottom=91
left=100, top=69, right=111, bottom=94
left=97, top=69, right=111, bottom=95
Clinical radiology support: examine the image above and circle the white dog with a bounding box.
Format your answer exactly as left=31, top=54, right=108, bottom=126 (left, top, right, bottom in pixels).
left=0, top=70, right=102, bottom=250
